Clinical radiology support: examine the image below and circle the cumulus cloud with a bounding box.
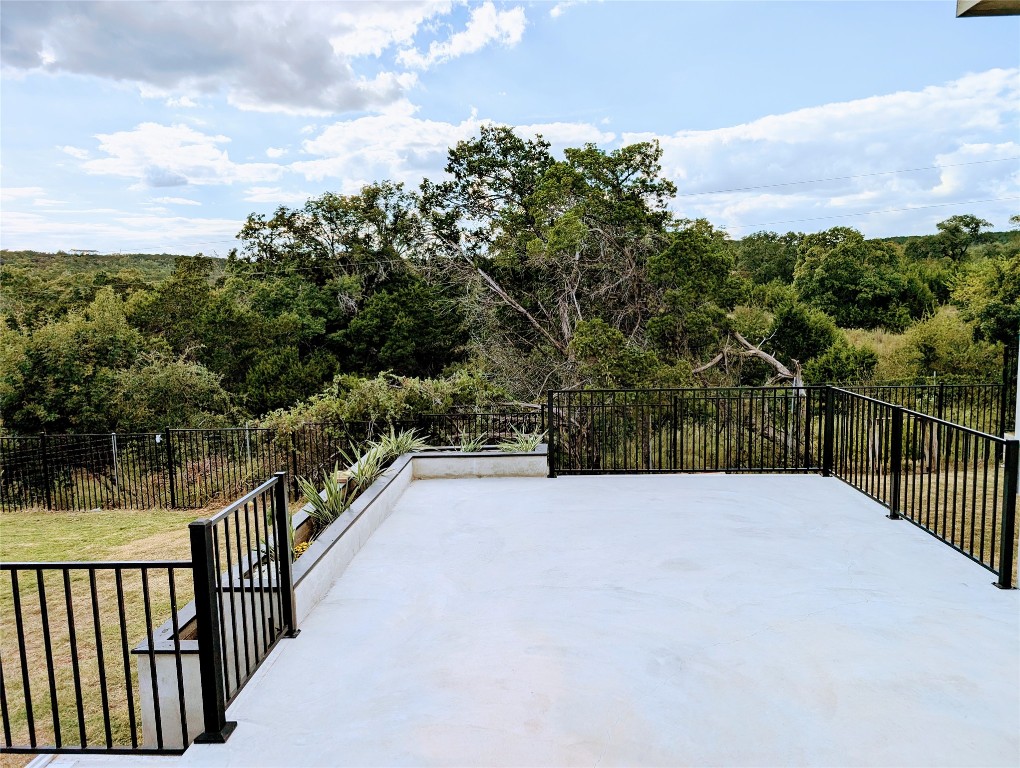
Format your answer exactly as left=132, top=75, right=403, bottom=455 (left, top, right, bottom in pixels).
left=290, top=101, right=612, bottom=190
left=398, top=2, right=526, bottom=69
left=623, top=68, right=1020, bottom=235
left=81, top=122, right=284, bottom=187
left=0, top=1, right=468, bottom=114
left=265, top=147, right=287, bottom=159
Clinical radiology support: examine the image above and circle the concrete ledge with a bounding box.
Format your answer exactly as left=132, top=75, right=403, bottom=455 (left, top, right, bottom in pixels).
left=411, top=446, right=547, bottom=479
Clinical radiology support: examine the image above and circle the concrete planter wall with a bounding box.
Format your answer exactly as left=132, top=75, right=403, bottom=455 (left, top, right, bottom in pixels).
left=134, top=447, right=546, bottom=748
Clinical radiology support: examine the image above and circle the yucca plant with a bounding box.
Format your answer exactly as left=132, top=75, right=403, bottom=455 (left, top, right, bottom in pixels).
left=498, top=426, right=547, bottom=453
left=296, top=462, right=352, bottom=534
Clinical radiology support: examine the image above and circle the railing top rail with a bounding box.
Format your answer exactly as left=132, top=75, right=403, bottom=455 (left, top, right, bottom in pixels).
left=0, top=560, right=192, bottom=570
left=550, top=385, right=826, bottom=395
left=831, top=387, right=1012, bottom=443
left=198, top=474, right=280, bottom=526
left=844, top=383, right=1002, bottom=391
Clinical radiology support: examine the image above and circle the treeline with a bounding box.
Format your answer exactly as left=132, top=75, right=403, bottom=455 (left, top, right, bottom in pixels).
left=1, top=127, right=1017, bottom=435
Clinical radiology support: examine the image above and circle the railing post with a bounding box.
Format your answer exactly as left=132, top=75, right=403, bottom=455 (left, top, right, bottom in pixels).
left=937, top=382, right=946, bottom=421
left=995, top=439, right=1018, bottom=589
left=887, top=407, right=904, bottom=520
left=289, top=431, right=300, bottom=500
left=40, top=432, right=53, bottom=510
left=164, top=428, right=177, bottom=509
left=189, top=520, right=237, bottom=743
left=273, top=472, right=300, bottom=637
left=547, top=390, right=556, bottom=479
left=822, top=386, right=834, bottom=477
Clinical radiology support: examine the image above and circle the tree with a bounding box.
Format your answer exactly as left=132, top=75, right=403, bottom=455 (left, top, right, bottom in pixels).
left=340, top=279, right=467, bottom=377
left=112, top=354, right=235, bottom=431
left=793, top=227, right=929, bottom=330
left=0, top=288, right=143, bottom=432
left=735, top=231, right=802, bottom=284
left=953, top=248, right=1020, bottom=345
left=419, top=126, right=676, bottom=394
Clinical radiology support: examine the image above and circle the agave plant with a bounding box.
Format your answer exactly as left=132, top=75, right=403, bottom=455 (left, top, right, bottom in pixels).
left=498, top=426, right=547, bottom=453
left=457, top=431, right=487, bottom=452
left=337, top=440, right=389, bottom=490
left=377, top=426, right=429, bottom=460
left=296, top=462, right=352, bottom=534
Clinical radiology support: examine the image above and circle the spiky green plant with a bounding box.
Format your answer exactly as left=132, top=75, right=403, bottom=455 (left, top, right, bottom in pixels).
left=458, top=431, right=487, bottom=452
left=498, top=426, right=547, bottom=453
left=296, top=462, right=352, bottom=534
left=337, top=441, right=388, bottom=489
left=377, top=426, right=429, bottom=459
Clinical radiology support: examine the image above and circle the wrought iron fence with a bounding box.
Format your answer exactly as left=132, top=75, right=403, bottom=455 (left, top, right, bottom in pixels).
left=547, top=387, right=826, bottom=475
left=828, top=388, right=1018, bottom=588
left=842, top=383, right=1010, bottom=437
left=0, top=472, right=298, bottom=755
left=0, top=561, right=193, bottom=754
left=0, top=411, right=546, bottom=512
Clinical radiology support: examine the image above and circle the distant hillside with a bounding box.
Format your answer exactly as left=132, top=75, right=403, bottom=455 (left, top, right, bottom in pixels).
left=0, top=249, right=226, bottom=284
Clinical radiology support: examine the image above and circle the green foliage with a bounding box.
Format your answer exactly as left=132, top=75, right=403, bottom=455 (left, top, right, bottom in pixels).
left=892, top=308, right=1001, bottom=383
left=794, top=227, right=929, bottom=331
left=569, top=318, right=659, bottom=388
left=340, top=278, right=466, bottom=376
left=497, top=426, right=546, bottom=452
left=735, top=231, right=801, bottom=284
left=297, top=463, right=352, bottom=535
left=111, top=353, right=235, bottom=431
left=803, top=341, right=878, bottom=384
left=458, top=432, right=488, bottom=452
left=337, top=441, right=388, bottom=489
left=952, top=248, right=1020, bottom=345
left=377, top=426, right=429, bottom=457
left=767, top=301, right=839, bottom=365
left=1, top=288, right=144, bottom=432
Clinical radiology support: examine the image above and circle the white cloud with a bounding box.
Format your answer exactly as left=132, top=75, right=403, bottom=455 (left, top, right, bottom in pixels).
left=288, top=101, right=620, bottom=194
left=622, top=68, right=1020, bottom=236
left=265, top=147, right=287, bottom=159
left=80, top=123, right=284, bottom=187
left=165, top=95, right=197, bottom=108
left=150, top=196, right=202, bottom=206
left=243, top=187, right=313, bottom=204
left=1, top=186, right=47, bottom=202
left=59, top=145, right=89, bottom=159
left=398, top=3, right=526, bottom=69
left=0, top=2, right=460, bottom=115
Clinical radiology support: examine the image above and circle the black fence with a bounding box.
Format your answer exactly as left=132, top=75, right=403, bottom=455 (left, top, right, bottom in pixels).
left=843, top=383, right=1011, bottom=438
left=547, top=385, right=1018, bottom=588
left=1, top=473, right=298, bottom=754
left=547, top=387, right=826, bottom=475
left=0, top=410, right=546, bottom=513
left=828, top=389, right=1018, bottom=589
left=0, top=561, right=193, bottom=753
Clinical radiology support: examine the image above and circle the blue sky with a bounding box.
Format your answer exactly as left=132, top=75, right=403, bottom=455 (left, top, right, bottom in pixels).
left=1, top=1, right=1018, bottom=255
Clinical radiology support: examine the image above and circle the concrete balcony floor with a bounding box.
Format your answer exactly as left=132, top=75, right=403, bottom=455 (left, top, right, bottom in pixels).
left=42, top=474, right=1019, bottom=767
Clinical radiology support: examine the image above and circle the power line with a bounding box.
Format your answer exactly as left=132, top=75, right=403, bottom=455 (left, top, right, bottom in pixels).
left=676, top=157, right=1020, bottom=198
left=720, top=195, right=1020, bottom=232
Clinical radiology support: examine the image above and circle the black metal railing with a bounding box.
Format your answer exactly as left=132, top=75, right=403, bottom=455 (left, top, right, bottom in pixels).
left=843, top=383, right=1010, bottom=438
left=0, top=561, right=193, bottom=754
left=547, top=387, right=826, bottom=475
left=829, top=388, right=1018, bottom=588
left=188, top=472, right=296, bottom=743
left=1, top=472, right=299, bottom=754
left=1, top=411, right=545, bottom=513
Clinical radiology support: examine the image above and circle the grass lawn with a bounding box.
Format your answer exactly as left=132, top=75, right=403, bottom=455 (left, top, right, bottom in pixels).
left=0, top=506, right=215, bottom=766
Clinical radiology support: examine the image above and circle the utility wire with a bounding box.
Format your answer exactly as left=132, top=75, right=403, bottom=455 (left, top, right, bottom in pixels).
left=720, top=195, right=1020, bottom=232
left=676, top=156, right=1020, bottom=197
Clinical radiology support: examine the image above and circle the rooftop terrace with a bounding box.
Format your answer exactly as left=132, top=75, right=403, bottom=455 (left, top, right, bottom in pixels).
left=36, top=471, right=1020, bottom=768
